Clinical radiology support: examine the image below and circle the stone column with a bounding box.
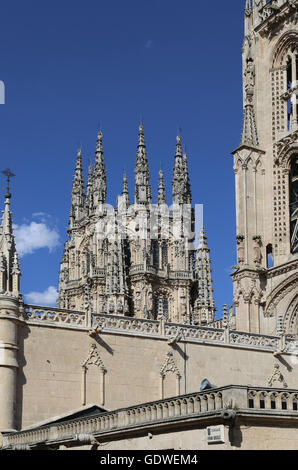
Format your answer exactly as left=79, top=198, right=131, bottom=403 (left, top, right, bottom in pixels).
left=0, top=295, right=23, bottom=431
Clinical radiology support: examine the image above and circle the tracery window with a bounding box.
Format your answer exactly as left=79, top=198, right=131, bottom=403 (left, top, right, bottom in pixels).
left=290, top=156, right=298, bottom=254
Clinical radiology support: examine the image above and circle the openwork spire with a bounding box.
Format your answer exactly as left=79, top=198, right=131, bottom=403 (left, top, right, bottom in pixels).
left=193, top=228, right=215, bottom=325
left=157, top=169, right=166, bottom=205
left=172, top=135, right=191, bottom=204
left=69, top=149, right=85, bottom=228
left=93, top=130, right=107, bottom=206
left=134, top=124, right=151, bottom=204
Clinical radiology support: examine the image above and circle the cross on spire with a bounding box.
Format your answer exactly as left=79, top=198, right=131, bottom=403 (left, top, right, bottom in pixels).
left=2, top=168, right=15, bottom=198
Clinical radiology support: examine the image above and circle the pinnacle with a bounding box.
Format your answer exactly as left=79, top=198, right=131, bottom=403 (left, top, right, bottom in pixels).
left=157, top=169, right=166, bottom=205
left=122, top=173, right=129, bottom=195
left=138, top=123, right=146, bottom=148
left=241, top=104, right=259, bottom=147
left=175, top=135, right=182, bottom=157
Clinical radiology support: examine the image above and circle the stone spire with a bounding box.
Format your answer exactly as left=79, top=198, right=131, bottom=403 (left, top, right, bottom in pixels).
left=69, top=149, right=84, bottom=228
left=241, top=28, right=259, bottom=148
left=183, top=151, right=191, bottom=204
left=85, top=164, right=93, bottom=216
left=193, top=228, right=215, bottom=325
left=157, top=169, right=166, bottom=205
left=0, top=188, right=21, bottom=296
left=134, top=124, right=151, bottom=205
left=93, top=130, right=107, bottom=207
left=241, top=104, right=259, bottom=147
left=172, top=135, right=191, bottom=205
left=122, top=173, right=129, bottom=202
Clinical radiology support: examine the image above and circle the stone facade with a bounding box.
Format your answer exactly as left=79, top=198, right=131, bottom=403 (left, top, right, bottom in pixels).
left=232, top=0, right=298, bottom=335
left=0, top=0, right=298, bottom=451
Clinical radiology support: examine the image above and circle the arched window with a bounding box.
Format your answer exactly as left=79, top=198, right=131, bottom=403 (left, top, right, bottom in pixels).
left=285, top=50, right=298, bottom=130
left=152, top=240, right=159, bottom=267
left=266, top=244, right=273, bottom=268
left=153, top=294, right=169, bottom=320
left=290, top=156, right=298, bottom=254
left=161, top=243, right=168, bottom=268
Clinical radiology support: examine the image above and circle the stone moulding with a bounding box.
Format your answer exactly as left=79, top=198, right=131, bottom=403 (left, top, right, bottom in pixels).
left=23, top=305, right=298, bottom=354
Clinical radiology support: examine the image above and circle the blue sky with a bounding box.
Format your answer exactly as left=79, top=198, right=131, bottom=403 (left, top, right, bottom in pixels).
left=0, top=0, right=244, bottom=314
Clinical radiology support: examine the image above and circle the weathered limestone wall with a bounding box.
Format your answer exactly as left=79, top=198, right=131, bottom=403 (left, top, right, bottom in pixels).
left=66, top=423, right=298, bottom=451
left=17, top=322, right=298, bottom=430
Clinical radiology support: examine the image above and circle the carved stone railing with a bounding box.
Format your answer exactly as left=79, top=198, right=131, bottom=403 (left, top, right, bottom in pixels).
left=229, top=331, right=280, bottom=350
left=24, top=305, right=86, bottom=327
left=92, top=314, right=160, bottom=337
left=1, top=387, right=227, bottom=449
left=168, top=271, right=192, bottom=280
left=24, top=306, right=298, bottom=353
left=248, top=387, right=298, bottom=411
left=129, top=265, right=144, bottom=275
left=164, top=323, right=225, bottom=344
left=3, top=385, right=298, bottom=449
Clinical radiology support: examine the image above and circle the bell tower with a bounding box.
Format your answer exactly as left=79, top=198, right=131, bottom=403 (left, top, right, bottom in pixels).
left=232, top=0, right=298, bottom=335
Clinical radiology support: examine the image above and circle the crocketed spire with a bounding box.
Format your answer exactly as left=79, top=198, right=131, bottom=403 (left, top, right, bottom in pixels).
left=172, top=135, right=191, bottom=205
left=69, top=149, right=85, bottom=228
left=193, top=228, right=215, bottom=325
left=93, top=130, right=107, bottom=207
left=0, top=182, right=21, bottom=296
left=134, top=123, right=151, bottom=204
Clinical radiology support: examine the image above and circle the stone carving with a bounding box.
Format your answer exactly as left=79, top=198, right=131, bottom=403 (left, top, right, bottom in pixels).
left=268, top=363, right=288, bottom=388
left=160, top=351, right=181, bottom=378
left=253, top=236, right=262, bottom=267
left=236, top=235, right=245, bottom=266
left=82, top=343, right=106, bottom=371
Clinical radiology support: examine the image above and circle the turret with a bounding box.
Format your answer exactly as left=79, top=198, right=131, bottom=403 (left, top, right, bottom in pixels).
left=0, top=170, right=24, bottom=431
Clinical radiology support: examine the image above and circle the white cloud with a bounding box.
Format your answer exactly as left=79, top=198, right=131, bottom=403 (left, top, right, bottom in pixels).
left=25, top=286, right=58, bottom=306
left=13, top=221, right=60, bottom=256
